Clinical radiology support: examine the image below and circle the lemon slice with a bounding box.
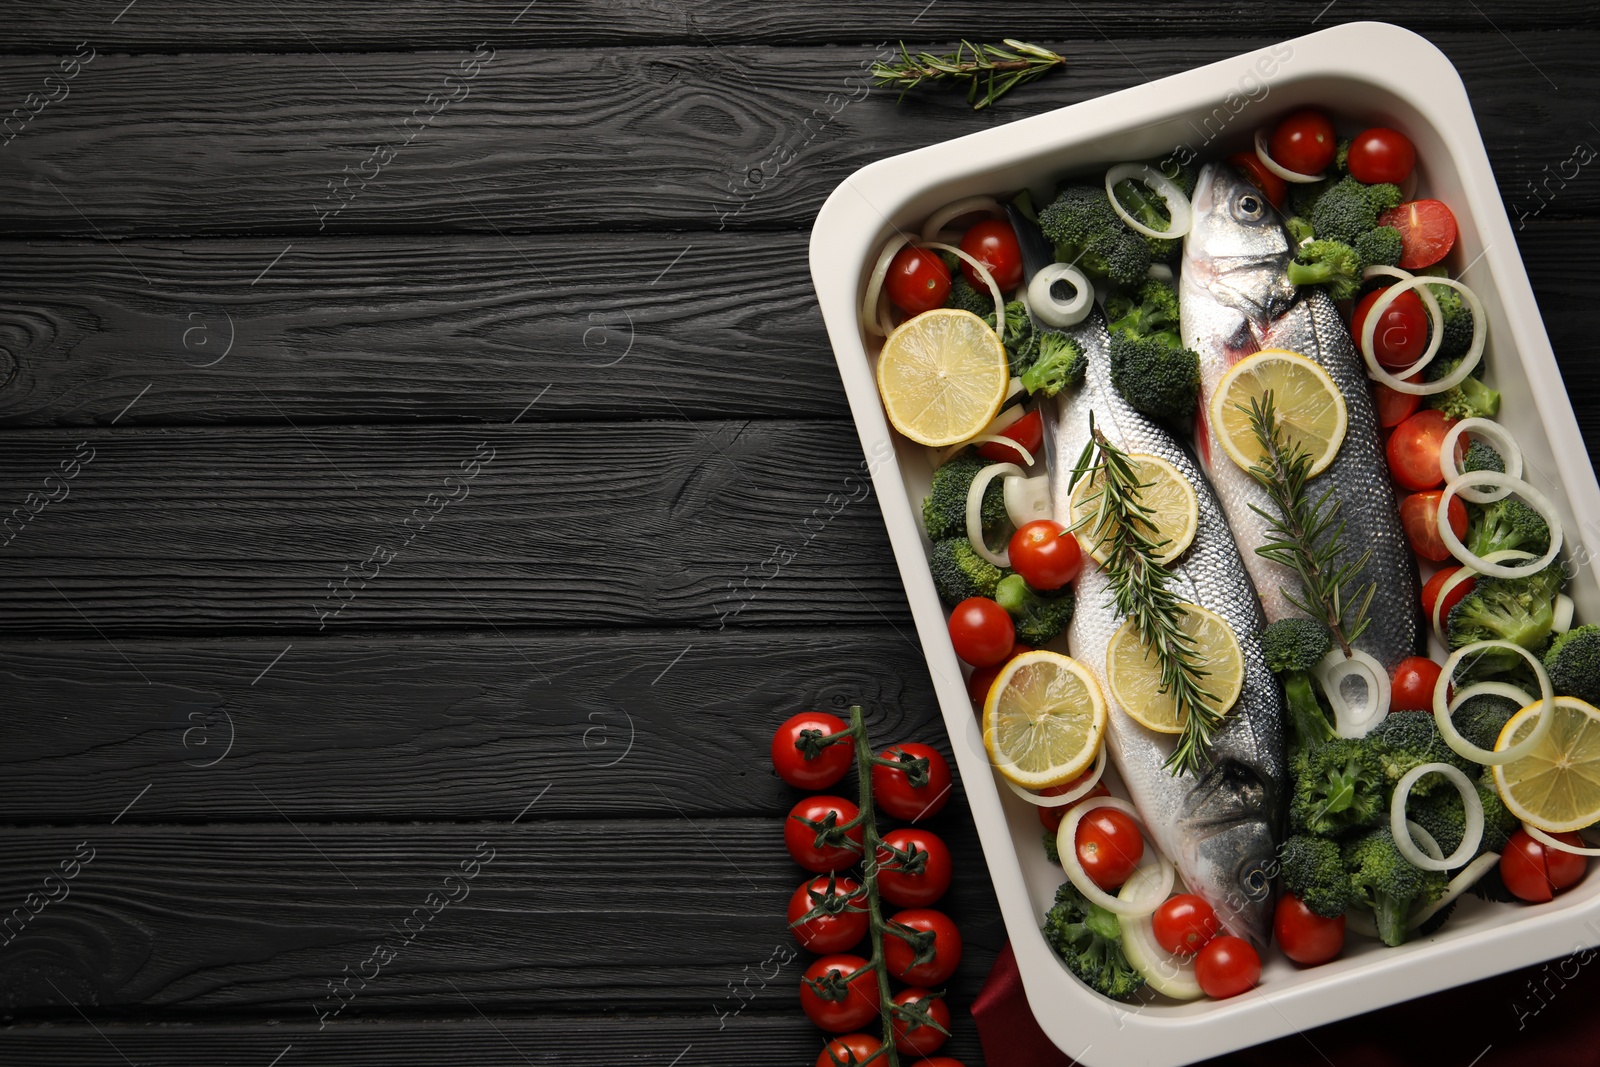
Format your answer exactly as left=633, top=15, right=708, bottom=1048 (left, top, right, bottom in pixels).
left=1105, top=604, right=1243, bottom=734
left=982, top=650, right=1107, bottom=788
left=1492, top=697, right=1600, bottom=833
left=876, top=308, right=1009, bottom=446
left=1067, top=453, right=1199, bottom=566
left=1209, top=349, right=1348, bottom=477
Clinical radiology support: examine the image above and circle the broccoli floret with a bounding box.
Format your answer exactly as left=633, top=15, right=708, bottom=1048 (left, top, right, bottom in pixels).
left=922, top=454, right=1007, bottom=540
left=1309, top=176, right=1403, bottom=246
left=994, top=573, right=1076, bottom=645
left=1263, top=618, right=1336, bottom=753
left=1424, top=282, right=1475, bottom=360
left=1286, top=215, right=1316, bottom=246
left=1425, top=362, right=1501, bottom=421
left=1409, top=786, right=1470, bottom=858
left=1111, top=177, right=1182, bottom=261
left=1042, top=881, right=1145, bottom=1001
left=1289, top=177, right=1327, bottom=218
left=1285, top=239, right=1363, bottom=302
left=1108, top=335, right=1200, bottom=421
left=1038, top=185, right=1152, bottom=288
left=1447, top=565, right=1565, bottom=672
left=1043, top=830, right=1060, bottom=864
left=1156, top=158, right=1199, bottom=197
left=1465, top=497, right=1550, bottom=559
left=1461, top=439, right=1505, bottom=476
left=1545, top=625, right=1600, bottom=704
left=1281, top=834, right=1356, bottom=918
left=1343, top=827, right=1450, bottom=946
left=944, top=276, right=992, bottom=317
left=1355, top=226, right=1404, bottom=268
left=1450, top=691, right=1519, bottom=752
left=1104, top=278, right=1181, bottom=343
left=1291, top=738, right=1387, bottom=836
left=1334, top=138, right=1352, bottom=174
left=1020, top=331, right=1087, bottom=397
left=1478, top=775, right=1520, bottom=855
left=1366, top=710, right=1479, bottom=797
left=928, top=538, right=1002, bottom=607
left=983, top=300, right=1035, bottom=375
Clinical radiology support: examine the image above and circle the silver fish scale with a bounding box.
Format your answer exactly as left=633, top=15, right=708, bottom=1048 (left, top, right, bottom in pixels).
left=1049, top=312, right=1285, bottom=948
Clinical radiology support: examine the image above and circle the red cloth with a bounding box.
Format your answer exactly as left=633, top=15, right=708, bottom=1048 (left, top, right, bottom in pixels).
left=972, top=937, right=1600, bottom=1067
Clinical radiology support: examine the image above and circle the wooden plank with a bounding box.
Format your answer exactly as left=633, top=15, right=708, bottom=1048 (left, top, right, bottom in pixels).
left=0, top=35, right=1596, bottom=234
left=1523, top=223, right=1600, bottom=449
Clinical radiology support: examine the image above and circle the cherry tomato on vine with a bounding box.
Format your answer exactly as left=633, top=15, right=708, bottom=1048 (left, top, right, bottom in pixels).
left=1379, top=200, right=1458, bottom=270
left=1373, top=377, right=1422, bottom=428
left=1387, top=410, right=1457, bottom=491
left=884, top=246, right=951, bottom=315
left=1353, top=286, right=1430, bottom=370
left=1037, top=773, right=1110, bottom=832
left=883, top=907, right=963, bottom=986
left=815, top=1033, right=882, bottom=1067
left=890, top=988, right=952, bottom=1056
left=785, top=796, right=864, bottom=873
left=1391, top=657, right=1444, bottom=713
left=966, top=644, right=1033, bottom=706
left=1274, top=894, right=1345, bottom=965
left=1008, top=519, right=1084, bottom=591
left=1151, top=894, right=1219, bottom=956
left=876, top=826, right=954, bottom=907
left=872, top=743, right=953, bottom=821
left=1347, top=127, right=1416, bottom=185
left=771, top=711, right=853, bottom=790
left=948, top=597, right=1015, bottom=667
left=1269, top=109, right=1337, bottom=175
left=959, top=218, right=1023, bottom=292
left=977, top=409, right=1044, bottom=464
left=799, top=954, right=880, bottom=1032
left=1227, top=152, right=1287, bottom=210
left=788, top=875, right=868, bottom=953
left=1400, top=490, right=1467, bottom=563
left=1075, top=808, right=1144, bottom=891
left=1501, top=829, right=1589, bottom=903
left=1422, top=566, right=1476, bottom=623
left=1194, top=936, right=1261, bottom=999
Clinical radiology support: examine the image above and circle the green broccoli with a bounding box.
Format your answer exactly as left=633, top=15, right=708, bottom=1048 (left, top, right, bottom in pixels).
left=1309, top=176, right=1403, bottom=246
left=1447, top=564, right=1565, bottom=672
left=1285, top=239, right=1363, bottom=302
left=984, top=300, right=1035, bottom=376
left=922, top=454, right=1007, bottom=540
left=1042, top=881, right=1145, bottom=1001
left=1365, top=709, right=1479, bottom=797
left=1408, top=775, right=1519, bottom=866
left=995, top=573, right=1076, bottom=645
left=944, top=276, right=992, bottom=317
left=1020, top=331, right=1087, bottom=397
left=1450, top=691, right=1519, bottom=752
left=1291, top=738, right=1387, bottom=836
left=1157, top=158, right=1199, bottom=197
left=1289, top=177, right=1327, bottom=218
left=1280, top=834, right=1356, bottom=918
left=1038, top=185, right=1152, bottom=288
left=1424, top=281, right=1476, bottom=360
left=1343, top=827, right=1450, bottom=946
left=1334, top=138, right=1352, bottom=174
left=1262, top=617, right=1335, bottom=754
left=1460, top=439, right=1504, bottom=477
left=1545, top=625, right=1600, bottom=704
left=1104, top=278, right=1181, bottom=343
left=1286, top=215, right=1316, bottom=246
left=1108, top=335, right=1200, bottom=421
left=1424, top=357, right=1501, bottom=421
left=1465, top=497, right=1550, bottom=559
left=928, top=538, right=1002, bottom=607
left=1111, top=176, right=1182, bottom=261
left=1354, top=226, right=1404, bottom=269
left=1478, top=775, right=1521, bottom=855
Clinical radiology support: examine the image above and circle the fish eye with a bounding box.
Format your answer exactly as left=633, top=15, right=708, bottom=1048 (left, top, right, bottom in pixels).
left=1234, top=193, right=1263, bottom=220
left=1240, top=863, right=1270, bottom=899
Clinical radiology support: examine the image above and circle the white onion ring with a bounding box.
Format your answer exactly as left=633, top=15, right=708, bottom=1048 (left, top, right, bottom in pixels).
left=1409, top=852, right=1501, bottom=931
left=1429, top=550, right=1532, bottom=647
left=1027, top=263, right=1093, bottom=328
left=1147, top=263, right=1174, bottom=283
left=1554, top=595, right=1575, bottom=633
left=965, top=435, right=1036, bottom=467
left=1438, top=418, right=1524, bottom=503
left=1525, top=821, right=1600, bottom=857
left=862, top=234, right=911, bottom=336
left=923, top=241, right=1005, bottom=327
left=1436, top=473, right=1564, bottom=579
left=1003, top=745, right=1107, bottom=808
left=920, top=196, right=1004, bottom=245
left=1357, top=266, right=1445, bottom=382
left=1056, top=796, right=1175, bottom=916
left=1391, top=763, right=1485, bottom=871
left=1004, top=474, right=1053, bottom=529
left=1433, top=640, right=1554, bottom=765
left=1104, top=163, right=1193, bottom=240
left=876, top=286, right=897, bottom=338
left=931, top=398, right=1027, bottom=467
left=1314, top=648, right=1391, bottom=738
left=1254, top=127, right=1326, bottom=183
left=966, top=461, right=1023, bottom=567
left=1359, top=269, right=1484, bottom=394
left=1117, top=865, right=1203, bottom=1000
left=1449, top=680, right=1538, bottom=712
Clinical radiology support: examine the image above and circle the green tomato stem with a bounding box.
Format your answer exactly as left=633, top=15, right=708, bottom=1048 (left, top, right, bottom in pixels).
left=848, top=704, right=903, bottom=1067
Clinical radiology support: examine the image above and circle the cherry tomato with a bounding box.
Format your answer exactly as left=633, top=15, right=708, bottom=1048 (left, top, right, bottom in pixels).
left=1400, top=490, right=1467, bottom=563
left=1352, top=286, right=1430, bottom=370
left=977, top=408, right=1043, bottom=463
left=1501, top=829, right=1589, bottom=903
left=1269, top=109, right=1337, bottom=175
left=890, top=988, right=951, bottom=1056
left=884, top=246, right=951, bottom=315
left=960, top=218, right=1024, bottom=292
left=1273, top=893, right=1346, bottom=966
left=1379, top=200, right=1458, bottom=270
left=877, top=827, right=954, bottom=907
left=1387, top=410, right=1457, bottom=491
left=872, top=742, right=954, bottom=821
left=1075, top=808, right=1144, bottom=891
left=799, top=954, right=880, bottom=1032
left=1373, top=377, right=1422, bottom=428
left=1228, top=152, right=1287, bottom=210
left=1422, top=566, right=1477, bottom=626
left=1037, top=775, right=1110, bottom=832
left=1152, top=894, right=1220, bottom=956
left=784, top=796, right=864, bottom=873
left=883, top=907, right=963, bottom=985
left=771, top=711, right=854, bottom=790
left=1391, top=656, right=1444, bottom=712
left=948, top=597, right=1015, bottom=667
left=966, top=644, right=1033, bottom=706
left=1347, top=127, right=1417, bottom=185
left=788, top=875, right=869, bottom=953
left=1194, top=936, right=1261, bottom=999
left=1006, top=519, right=1084, bottom=592
left=815, top=1034, right=881, bottom=1067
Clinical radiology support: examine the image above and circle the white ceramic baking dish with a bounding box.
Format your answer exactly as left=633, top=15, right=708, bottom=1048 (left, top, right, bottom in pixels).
left=810, top=21, right=1600, bottom=1067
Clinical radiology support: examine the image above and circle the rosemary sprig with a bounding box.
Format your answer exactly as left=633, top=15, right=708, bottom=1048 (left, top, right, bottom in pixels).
left=1067, top=418, right=1223, bottom=776
left=1240, top=391, right=1375, bottom=657
left=870, top=39, right=1065, bottom=110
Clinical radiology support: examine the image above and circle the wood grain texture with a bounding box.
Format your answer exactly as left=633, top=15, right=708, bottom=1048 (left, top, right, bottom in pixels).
left=0, top=34, right=1596, bottom=235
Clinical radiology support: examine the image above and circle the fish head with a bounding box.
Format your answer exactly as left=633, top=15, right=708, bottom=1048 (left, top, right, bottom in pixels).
left=1178, top=753, right=1282, bottom=949
left=1183, top=162, right=1298, bottom=325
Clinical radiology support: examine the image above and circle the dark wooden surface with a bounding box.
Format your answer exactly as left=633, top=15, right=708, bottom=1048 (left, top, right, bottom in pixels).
left=0, top=4, right=1596, bottom=1066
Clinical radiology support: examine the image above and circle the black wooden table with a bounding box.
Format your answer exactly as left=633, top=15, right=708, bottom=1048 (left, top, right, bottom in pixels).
left=0, top=4, right=1596, bottom=1065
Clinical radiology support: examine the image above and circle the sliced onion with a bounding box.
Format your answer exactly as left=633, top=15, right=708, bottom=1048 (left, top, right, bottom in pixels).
left=1147, top=263, right=1174, bottom=283
left=1254, top=127, right=1326, bottom=183
left=1357, top=266, right=1445, bottom=382
left=923, top=241, right=1005, bottom=327
left=920, top=196, right=1004, bottom=245
left=1407, top=820, right=1445, bottom=862
left=1391, top=763, right=1484, bottom=871
left=1004, top=474, right=1052, bottom=528
left=1409, top=852, right=1501, bottom=931
left=967, top=461, right=1023, bottom=567
left=875, top=286, right=897, bottom=338
left=862, top=234, right=911, bottom=336
left=1314, top=648, right=1391, bottom=738
left=1449, top=680, right=1538, bottom=711
left=965, top=435, right=1035, bottom=467
left=1104, top=163, right=1193, bottom=240
left=1116, top=865, right=1203, bottom=1000
left=1027, top=263, right=1093, bottom=328
left=1359, top=269, right=1484, bottom=394
left=1056, top=796, right=1175, bottom=916
left=1003, top=745, right=1106, bottom=807
left=1429, top=549, right=1534, bottom=647
left=1438, top=417, right=1524, bottom=503
left=1525, top=822, right=1600, bottom=857
left=932, top=394, right=1027, bottom=466
left=1433, top=640, right=1554, bottom=765
left=1554, top=595, right=1575, bottom=633
left=1437, top=473, right=1564, bottom=579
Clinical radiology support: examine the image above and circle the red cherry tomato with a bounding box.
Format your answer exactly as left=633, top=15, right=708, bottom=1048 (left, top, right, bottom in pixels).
left=877, top=827, right=954, bottom=908
left=1075, top=808, right=1144, bottom=891
left=1007, top=519, right=1084, bottom=592
left=1373, top=377, right=1423, bottom=428
left=948, top=597, right=1015, bottom=667
left=1195, top=936, right=1261, bottom=999
left=1387, top=410, right=1457, bottom=491
left=788, top=875, right=868, bottom=953
left=977, top=408, right=1044, bottom=464
left=1037, top=775, right=1111, bottom=832
left=1422, top=566, right=1477, bottom=625
left=884, top=246, right=951, bottom=315
left=1353, top=286, right=1430, bottom=370
left=872, top=742, right=954, bottom=821
left=1400, top=490, right=1468, bottom=563
left=960, top=218, right=1024, bottom=292
left=772, top=711, right=854, bottom=790
left=890, top=988, right=952, bottom=1056
left=815, top=1034, right=881, bottom=1067
left=1546, top=837, right=1589, bottom=891
left=1391, top=656, right=1444, bottom=712
left=799, top=954, right=880, bottom=1032
left=1151, top=894, right=1220, bottom=956
left=884, top=907, right=963, bottom=985
left=784, top=796, right=864, bottom=873
left=1269, top=109, right=1337, bottom=175
left=1273, top=893, right=1346, bottom=966
left=1347, top=127, right=1417, bottom=185
left=966, top=644, right=1033, bottom=706
left=1379, top=200, right=1458, bottom=270
left=1501, top=829, right=1589, bottom=903
left=1228, top=151, right=1287, bottom=210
